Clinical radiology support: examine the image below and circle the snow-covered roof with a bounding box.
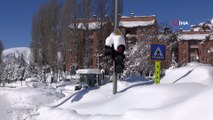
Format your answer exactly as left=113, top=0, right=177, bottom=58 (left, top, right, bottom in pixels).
left=119, top=16, right=156, bottom=28
left=178, top=30, right=212, bottom=41
left=69, top=22, right=107, bottom=30
left=119, top=20, right=155, bottom=28
left=178, top=34, right=210, bottom=40
left=76, top=69, right=102, bottom=74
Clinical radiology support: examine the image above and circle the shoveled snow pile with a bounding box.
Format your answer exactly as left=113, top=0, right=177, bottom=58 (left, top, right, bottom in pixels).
left=38, top=63, right=213, bottom=120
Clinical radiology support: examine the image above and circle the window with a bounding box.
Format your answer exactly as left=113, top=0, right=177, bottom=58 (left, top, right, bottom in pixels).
left=182, top=49, right=185, bottom=53
left=182, top=58, right=185, bottom=62
left=190, top=41, right=199, bottom=45
left=203, top=57, right=206, bottom=62
left=206, top=58, right=209, bottom=61
left=204, top=48, right=208, bottom=53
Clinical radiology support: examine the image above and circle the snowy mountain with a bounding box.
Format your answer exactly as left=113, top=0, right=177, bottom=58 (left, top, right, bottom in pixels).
left=2, top=47, right=31, bottom=64
left=0, top=47, right=34, bottom=82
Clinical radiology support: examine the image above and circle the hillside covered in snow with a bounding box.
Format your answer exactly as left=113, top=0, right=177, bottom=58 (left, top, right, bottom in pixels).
left=2, top=47, right=31, bottom=64
left=0, top=47, right=39, bottom=82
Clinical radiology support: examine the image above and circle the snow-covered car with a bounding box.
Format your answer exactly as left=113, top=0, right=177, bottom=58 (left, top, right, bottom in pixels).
left=56, top=78, right=81, bottom=92
left=56, top=79, right=73, bottom=88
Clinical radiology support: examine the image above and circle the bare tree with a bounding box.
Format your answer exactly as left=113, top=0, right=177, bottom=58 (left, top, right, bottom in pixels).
left=95, top=0, right=112, bottom=69
left=0, top=39, right=4, bottom=84
left=33, top=0, right=61, bottom=68
left=59, top=0, right=79, bottom=71
left=0, top=39, right=4, bottom=63
left=30, top=0, right=123, bottom=72
left=79, top=0, right=93, bottom=68
left=31, top=12, right=42, bottom=66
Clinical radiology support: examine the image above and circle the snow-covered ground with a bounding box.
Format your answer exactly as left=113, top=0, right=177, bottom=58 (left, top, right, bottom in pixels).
left=0, top=81, right=64, bottom=120
left=38, top=62, right=213, bottom=120
left=1, top=62, right=213, bottom=120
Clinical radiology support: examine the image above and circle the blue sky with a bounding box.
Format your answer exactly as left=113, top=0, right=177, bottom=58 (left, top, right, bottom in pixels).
left=0, top=0, right=213, bottom=49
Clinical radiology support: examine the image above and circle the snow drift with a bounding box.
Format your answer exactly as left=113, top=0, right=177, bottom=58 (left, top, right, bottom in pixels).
left=38, top=63, right=213, bottom=120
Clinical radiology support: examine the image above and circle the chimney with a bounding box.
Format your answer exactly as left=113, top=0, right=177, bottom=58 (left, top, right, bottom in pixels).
left=93, top=15, right=97, bottom=19
left=119, top=13, right=122, bottom=18
left=130, top=13, right=135, bottom=18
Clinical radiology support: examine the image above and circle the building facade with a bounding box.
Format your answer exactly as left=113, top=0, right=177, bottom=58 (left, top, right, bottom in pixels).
left=178, top=30, right=213, bottom=65
left=66, top=17, right=113, bottom=71
left=66, top=14, right=160, bottom=71
left=119, top=15, right=157, bottom=45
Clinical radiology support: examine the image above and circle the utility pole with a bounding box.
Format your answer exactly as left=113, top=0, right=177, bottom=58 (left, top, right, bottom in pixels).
left=113, top=0, right=119, bottom=95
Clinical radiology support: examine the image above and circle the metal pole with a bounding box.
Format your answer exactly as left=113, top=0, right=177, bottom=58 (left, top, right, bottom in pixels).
left=113, top=0, right=118, bottom=95
left=114, top=0, right=119, bottom=29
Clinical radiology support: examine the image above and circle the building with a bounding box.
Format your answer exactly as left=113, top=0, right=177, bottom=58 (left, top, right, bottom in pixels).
left=65, top=14, right=159, bottom=71
left=66, top=16, right=112, bottom=71
left=119, top=14, right=157, bottom=44
left=178, top=29, right=213, bottom=65
left=118, top=14, right=174, bottom=70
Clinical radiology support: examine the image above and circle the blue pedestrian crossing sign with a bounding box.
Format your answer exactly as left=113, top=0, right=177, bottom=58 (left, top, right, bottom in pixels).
left=150, top=43, right=166, bottom=61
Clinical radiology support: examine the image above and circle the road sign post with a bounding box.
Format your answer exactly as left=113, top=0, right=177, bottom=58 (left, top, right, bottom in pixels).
left=150, top=43, right=166, bottom=84
left=154, top=61, right=161, bottom=84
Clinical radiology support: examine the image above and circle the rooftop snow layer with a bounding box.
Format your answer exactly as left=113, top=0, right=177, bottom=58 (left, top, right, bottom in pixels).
left=119, top=20, right=155, bottom=28
left=178, top=34, right=209, bottom=40
left=69, top=22, right=108, bottom=30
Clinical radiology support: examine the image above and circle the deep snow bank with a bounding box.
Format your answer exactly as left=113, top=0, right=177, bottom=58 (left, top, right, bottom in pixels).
left=161, top=62, right=213, bottom=85
left=38, top=63, right=213, bottom=120
left=0, top=81, right=64, bottom=120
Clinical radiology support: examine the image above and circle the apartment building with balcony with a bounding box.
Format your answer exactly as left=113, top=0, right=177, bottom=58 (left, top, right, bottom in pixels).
left=66, top=14, right=159, bottom=71
left=178, top=29, right=213, bottom=65
left=119, top=14, right=157, bottom=45
left=66, top=16, right=112, bottom=70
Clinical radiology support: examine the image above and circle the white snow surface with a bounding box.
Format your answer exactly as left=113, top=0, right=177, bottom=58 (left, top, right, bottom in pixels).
left=2, top=63, right=213, bottom=120
left=2, top=47, right=31, bottom=64
left=0, top=81, right=64, bottom=120
left=178, top=34, right=209, bottom=40
left=69, top=22, right=107, bottom=30
left=38, top=63, right=213, bottom=120
left=105, top=29, right=125, bottom=50
left=119, top=20, right=155, bottom=28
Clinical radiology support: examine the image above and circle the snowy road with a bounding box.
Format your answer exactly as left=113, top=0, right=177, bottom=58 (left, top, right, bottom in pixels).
left=0, top=82, right=64, bottom=120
